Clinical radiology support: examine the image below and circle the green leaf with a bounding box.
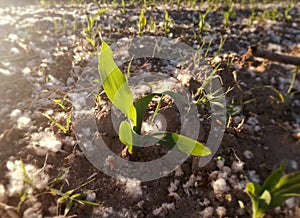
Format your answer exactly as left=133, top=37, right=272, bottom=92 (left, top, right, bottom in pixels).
left=57, top=196, right=69, bottom=204
left=274, top=170, right=300, bottom=191
left=76, top=200, right=102, bottom=206
left=134, top=93, right=158, bottom=134
left=64, top=200, right=73, bottom=216
left=65, top=189, right=75, bottom=196
left=93, top=9, right=110, bottom=20
left=41, top=113, right=67, bottom=133
left=119, top=121, right=134, bottom=153
left=150, top=131, right=211, bottom=156
left=260, top=190, right=271, bottom=205
left=70, top=193, right=83, bottom=200
left=262, top=164, right=284, bottom=192
left=98, top=41, right=137, bottom=125
left=20, top=159, right=33, bottom=187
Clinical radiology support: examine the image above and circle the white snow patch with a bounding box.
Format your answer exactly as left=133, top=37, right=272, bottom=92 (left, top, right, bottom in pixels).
left=6, top=160, right=49, bottom=197
left=212, top=177, right=230, bottom=194
left=17, top=116, right=31, bottom=129
left=10, top=109, right=22, bottom=120
left=118, top=176, right=142, bottom=199
left=29, top=130, right=62, bottom=156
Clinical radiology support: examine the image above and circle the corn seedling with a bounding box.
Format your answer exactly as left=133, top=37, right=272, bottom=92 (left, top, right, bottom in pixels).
left=245, top=163, right=300, bottom=218
left=163, top=11, right=172, bottom=36
left=198, top=9, right=210, bottom=33
left=121, top=0, right=126, bottom=13
left=149, top=15, right=157, bottom=33
left=284, top=1, right=293, bottom=21
left=177, top=0, right=181, bottom=9
left=138, top=8, right=147, bottom=36
left=249, top=8, right=256, bottom=25
left=98, top=40, right=211, bottom=156
left=223, top=6, right=233, bottom=28
left=84, top=9, right=109, bottom=50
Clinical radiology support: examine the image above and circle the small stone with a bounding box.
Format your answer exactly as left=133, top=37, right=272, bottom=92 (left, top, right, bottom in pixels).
left=231, top=161, right=244, bottom=173
left=247, top=116, right=259, bottom=126
left=212, top=178, right=230, bottom=194
left=86, top=192, right=96, bottom=202
left=285, top=197, right=295, bottom=209
left=247, top=170, right=260, bottom=183
left=243, top=150, right=254, bottom=159
left=216, top=206, right=226, bottom=218
left=254, top=125, right=261, bottom=132
left=201, top=206, right=214, bottom=218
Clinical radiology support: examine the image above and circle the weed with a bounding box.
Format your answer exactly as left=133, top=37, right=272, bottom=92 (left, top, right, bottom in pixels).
left=98, top=40, right=211, bottom=156
left=41, top=96, right=72, bottom=134
left=244, top=163, right=300, bottom=218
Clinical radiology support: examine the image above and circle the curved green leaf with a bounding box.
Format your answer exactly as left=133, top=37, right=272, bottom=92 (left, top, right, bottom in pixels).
left=262, top=163, right=284, bottom=192
left=98, top=41, right=137, bottom=125
left=149, top=131, right=211, bottom=156
left=119, top=121, right=134, bottom=153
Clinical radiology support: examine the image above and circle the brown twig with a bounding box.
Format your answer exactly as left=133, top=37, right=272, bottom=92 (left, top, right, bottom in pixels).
left=244, top=46, right=300, bottom=66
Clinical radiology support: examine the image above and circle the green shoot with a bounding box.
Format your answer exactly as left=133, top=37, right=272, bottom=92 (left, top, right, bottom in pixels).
left=245, top=163, right=300, bottom=218
left=98, top=40, right=211, bottom=156
left=199, top=9, right=210, bottom=33
left=164, top=11, right=172, bottom=36
left=41, top=112, right=72, bottom=134
left=138, top=8, right=147, bottom=36
left=223, top=6, right=233, bottom=28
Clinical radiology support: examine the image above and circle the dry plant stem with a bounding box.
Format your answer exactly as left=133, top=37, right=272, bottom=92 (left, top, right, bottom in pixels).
left=244, top=46, right=300, bottom=66
left=0, top=202, right=20, bottom=218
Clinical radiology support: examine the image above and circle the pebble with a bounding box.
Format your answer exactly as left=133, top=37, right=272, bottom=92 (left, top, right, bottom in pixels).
left=201, top=206, right=214, bottom=218
left=285, top=197, right=296, bottom=209
left=243, top=150, right=254, bottom=159
left=86, top=192, right=96, bottom=202
left=212, top=178, right=230, bottom=194
left=216, top=206, right=227, bottom=218
left=247, top=116, right=259, bottom=126
left=247, top=170, right=260, bottom=183
left=231, top=161, right=244, bottom=172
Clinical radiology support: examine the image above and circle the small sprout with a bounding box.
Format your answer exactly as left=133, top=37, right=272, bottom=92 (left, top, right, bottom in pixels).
left=98, top=40, right=211, bottom=157
left=245, top=163, right=300, bottom=218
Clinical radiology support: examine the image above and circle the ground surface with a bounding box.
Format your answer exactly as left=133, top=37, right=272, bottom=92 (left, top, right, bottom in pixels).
left=0, top=0, right=300, bottom=217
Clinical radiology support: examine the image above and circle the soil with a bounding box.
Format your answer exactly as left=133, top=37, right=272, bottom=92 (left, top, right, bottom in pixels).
left=0, top=0, right=300, bottom=218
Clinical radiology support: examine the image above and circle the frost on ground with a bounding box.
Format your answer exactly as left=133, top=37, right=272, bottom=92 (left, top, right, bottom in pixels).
left=29, top=129, right=62, bottom=156
left=6, top=160, right=49, bottom=197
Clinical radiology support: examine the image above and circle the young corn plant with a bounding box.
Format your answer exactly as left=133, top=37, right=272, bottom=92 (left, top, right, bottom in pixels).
left=198, top=9, right=210, bottom=33
left=84, top=9, right=109, bottom=50
left=138, top=8, right=147, bottom=36
left=163, top=11, right=172, bottom=36
left=223, top=6, right=234, bottom=28
left=98, top=40, right=211, bottom=156
left=245, top=163, right=300, bottom=218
